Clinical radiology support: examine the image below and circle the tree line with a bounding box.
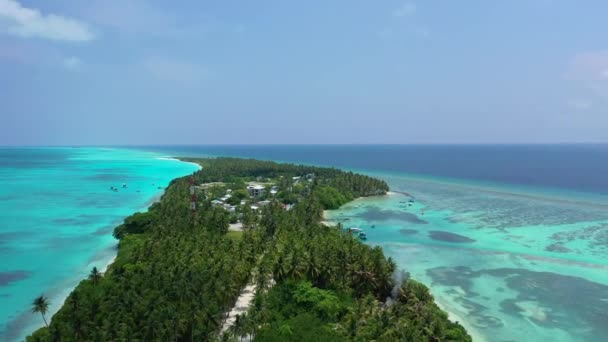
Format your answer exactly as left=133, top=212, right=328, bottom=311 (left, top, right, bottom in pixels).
left=28, top=158, right=469, bottom=341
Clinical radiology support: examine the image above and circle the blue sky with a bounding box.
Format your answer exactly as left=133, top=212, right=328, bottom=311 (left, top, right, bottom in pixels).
left=1, top=0, right=607, bottom=145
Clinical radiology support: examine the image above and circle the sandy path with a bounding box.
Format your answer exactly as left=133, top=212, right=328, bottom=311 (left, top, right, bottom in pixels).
left=220, top=283, right=256, bottom=335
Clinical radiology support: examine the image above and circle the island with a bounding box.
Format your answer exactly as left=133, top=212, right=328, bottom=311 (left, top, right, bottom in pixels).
left=28, top=157, right=471, bottom=341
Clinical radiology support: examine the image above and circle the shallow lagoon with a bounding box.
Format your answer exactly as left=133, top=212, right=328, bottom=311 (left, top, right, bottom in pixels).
left=327, top=173, right=608, bottom=342
left=0, top=148, right=199, bottom=341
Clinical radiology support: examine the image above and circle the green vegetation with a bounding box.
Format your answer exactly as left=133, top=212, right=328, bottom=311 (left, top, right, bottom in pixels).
left=226, top=230, right=244, bottom=241
left=315, top=185, right=350, bottom=209
left=111, top=207, right=158, bottom=239
left=31, top=296, right=50, bottom=328
left=28, top=158, right=469, bottom=341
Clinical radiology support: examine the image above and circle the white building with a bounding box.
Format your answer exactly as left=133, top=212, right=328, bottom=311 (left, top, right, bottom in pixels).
left=247, top=184, right=265, bottom=197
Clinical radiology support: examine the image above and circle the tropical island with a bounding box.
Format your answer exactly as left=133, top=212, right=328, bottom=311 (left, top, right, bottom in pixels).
left=28, top=158, right=471, bottom=341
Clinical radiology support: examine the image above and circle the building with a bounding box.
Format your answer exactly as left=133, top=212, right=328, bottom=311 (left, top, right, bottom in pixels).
left=223, top=204, right=236, bottom=213
left=257, top=200, right=271, bottom=207
left=270, top=186, right=279, bottom=196
left=247, top=184, right=265, bottom=198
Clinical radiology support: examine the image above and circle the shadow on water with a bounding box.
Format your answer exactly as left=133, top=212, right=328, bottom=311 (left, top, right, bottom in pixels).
left=358, top=207, right=428, bottom=224
left=427, top=266, right=608, bottom=339
left=0, top=271, right=30, bottom=287
left=429, top=231, right=476, bottom=243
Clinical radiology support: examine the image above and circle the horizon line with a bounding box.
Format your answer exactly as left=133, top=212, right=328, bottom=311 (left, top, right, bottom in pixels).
left=2, top=142, right=608, bottom=148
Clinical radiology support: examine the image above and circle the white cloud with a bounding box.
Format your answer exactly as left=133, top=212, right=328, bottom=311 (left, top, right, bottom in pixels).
left=81, top=0, right=210, bottom=39
left=63, top=56, right=82, bottom=70
left=143, top=58, right=207, bottom=83
left=393, top=2, right=417, bottom=17
left=0, top=0, right=94, bottom=42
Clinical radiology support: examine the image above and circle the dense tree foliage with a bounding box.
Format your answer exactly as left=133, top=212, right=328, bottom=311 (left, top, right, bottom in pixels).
left=242, top=195, right=471, bottom=341
left=187, top=157, right=389, bottom=204
left=28, top=158, right=469, bottom=341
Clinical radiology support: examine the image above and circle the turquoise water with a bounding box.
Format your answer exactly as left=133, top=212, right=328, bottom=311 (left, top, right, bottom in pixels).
left=3, top=145, right=607, bottom=341
left=140, top=144, right=608, bottom=341
left=0, top=147, right=199, bottom=341
left=326, top=173, right=608, bottom=342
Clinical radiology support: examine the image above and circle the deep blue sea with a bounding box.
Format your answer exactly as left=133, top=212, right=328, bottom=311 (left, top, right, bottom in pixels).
left=1, top=145, right=607, bottom=341
left=139, top=144, right=608, bottom=195
left=141, top=144, right=608, bottom=342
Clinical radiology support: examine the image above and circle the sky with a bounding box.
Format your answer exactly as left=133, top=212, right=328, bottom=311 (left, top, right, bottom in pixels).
left=1, top=0, right=608, bottom=145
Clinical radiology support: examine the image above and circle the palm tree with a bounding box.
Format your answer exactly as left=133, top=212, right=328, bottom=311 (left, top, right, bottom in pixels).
left=32, top=295, right=50, bottom=327
left=89, top=266, right=101, bottom=285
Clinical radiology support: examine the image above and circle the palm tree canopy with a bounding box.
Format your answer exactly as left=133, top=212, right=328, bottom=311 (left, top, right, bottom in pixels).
left=89, top=266, right=101, bottom=283
left=32, top=295, right=49, bottom=314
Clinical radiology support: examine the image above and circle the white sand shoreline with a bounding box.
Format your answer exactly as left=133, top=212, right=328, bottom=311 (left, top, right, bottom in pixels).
left=157, top=156, right=203, bottom=171
left=435, top=299, right=486, bottom=342
left=323, top=196, right=484, bottom=341
left=17, top=158, right=200, bottom=341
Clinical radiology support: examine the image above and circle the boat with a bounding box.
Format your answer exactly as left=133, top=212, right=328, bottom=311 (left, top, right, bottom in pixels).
left=358, top=232, right=367, bottom=240
left=122, top=183, right=128, bottom=188
left=348, top=227, right=363, bottom=234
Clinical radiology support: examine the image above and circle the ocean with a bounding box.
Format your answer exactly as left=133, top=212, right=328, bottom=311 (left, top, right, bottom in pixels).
left=1, top=145, right=607, bottom=341
left=0, top=147, right=199, bottom=341
left=141, top=144, right=608, bottom=342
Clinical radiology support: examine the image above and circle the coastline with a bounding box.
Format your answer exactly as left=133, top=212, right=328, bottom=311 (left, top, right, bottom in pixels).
left=157, top=156, right=203, bottom=171
left=28, top=158, right=470, bottom=339
left=5, top=242, right=120, bottom=342
left=14, top=156, right=200, bottom=342
left=323, top=192, right=482, bottom=341
left=435, top=299, right=486, bottom=342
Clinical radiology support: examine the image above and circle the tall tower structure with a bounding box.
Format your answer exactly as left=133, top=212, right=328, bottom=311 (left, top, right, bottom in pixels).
left=189, top=176, right=196, bottom=214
